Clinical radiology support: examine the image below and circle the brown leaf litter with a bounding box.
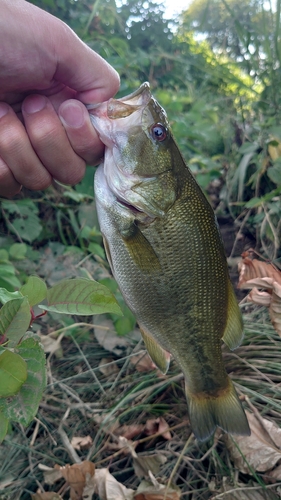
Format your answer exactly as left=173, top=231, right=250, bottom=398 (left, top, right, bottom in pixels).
left=238, top=250, right=281, bottom=336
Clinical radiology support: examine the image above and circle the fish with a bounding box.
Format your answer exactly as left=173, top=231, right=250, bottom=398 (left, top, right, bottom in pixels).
left=89, top=82, right=250, bottom=441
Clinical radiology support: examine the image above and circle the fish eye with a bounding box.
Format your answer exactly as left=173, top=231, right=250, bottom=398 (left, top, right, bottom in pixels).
left=151, top=123, right=167, bottom=142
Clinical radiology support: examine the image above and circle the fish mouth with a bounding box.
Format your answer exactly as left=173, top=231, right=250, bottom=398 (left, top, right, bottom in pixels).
left=87, top=82, right=151, bottom=121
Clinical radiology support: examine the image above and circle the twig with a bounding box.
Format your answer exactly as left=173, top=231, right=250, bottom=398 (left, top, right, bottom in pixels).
left=164, top=433, right=194, bottom=500
left=70, top=332, right=106, bottom=394
left=58, top=410, right=81, bottom=464
left=211, top=482, right=281, bottom=499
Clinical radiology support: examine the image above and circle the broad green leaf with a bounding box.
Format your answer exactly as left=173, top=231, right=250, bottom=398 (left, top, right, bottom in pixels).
left=88, top=242, right=106, bottom=259
left=245, top=197, right=263, bottom=208
left=0, top=263, right=21, bottom=291
left=38, top=278, right=123, bottom=316
left=2, top=199, right=42, bottom=243
left=9, top=243, right=27, bottom=260
left=0, top=297, right=31, bottom=345
left=238, top=142, right=258, bottom=154
left=0, top=288, right=23, bottom=305
left=267, top=163, right=281, bottom=185
left=20, top=276, right=47, bottom=307
left=0, top=249, right=9, bottom=261
left=0, top=338, right=46, bottom=426
left=0, top=412, right=9, bottom=443
left=114, top=316, right=135, bottom=336
left=0, top=350, right=27, bottom=397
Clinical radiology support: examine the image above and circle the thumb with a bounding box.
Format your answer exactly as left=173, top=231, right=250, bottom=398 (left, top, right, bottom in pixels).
left=53, top=25, right=120, bottom=103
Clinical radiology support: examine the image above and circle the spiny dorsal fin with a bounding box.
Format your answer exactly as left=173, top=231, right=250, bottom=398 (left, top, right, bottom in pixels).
left=222, top=279, right=244, bottom=351
left=140, top=325, right=170, bottom=374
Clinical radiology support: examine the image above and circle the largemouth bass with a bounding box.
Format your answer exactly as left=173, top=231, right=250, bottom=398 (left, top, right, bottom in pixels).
left=89, top=83, right=250, bottom=441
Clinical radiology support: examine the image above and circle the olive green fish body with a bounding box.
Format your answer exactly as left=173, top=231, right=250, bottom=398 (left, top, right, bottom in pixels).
left=90, top=83, right=250, bottom=441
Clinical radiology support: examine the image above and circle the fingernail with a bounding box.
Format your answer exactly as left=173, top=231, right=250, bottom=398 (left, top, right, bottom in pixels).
left=23, top=95, right=47, bottom=114
left=59, top=102, right=85, bottom=128
left=0, top=103, right=10, bottom=119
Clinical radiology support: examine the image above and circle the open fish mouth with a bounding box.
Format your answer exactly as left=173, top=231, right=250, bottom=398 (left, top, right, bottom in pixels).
left=87, top=82, right=151, bottom=121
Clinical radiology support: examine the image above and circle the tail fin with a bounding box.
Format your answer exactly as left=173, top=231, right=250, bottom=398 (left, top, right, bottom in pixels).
left=186, top=378, right=250, bottom=441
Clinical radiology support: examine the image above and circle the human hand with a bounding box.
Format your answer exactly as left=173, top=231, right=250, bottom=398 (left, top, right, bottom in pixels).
left=0, top=0, right=120, bottom=198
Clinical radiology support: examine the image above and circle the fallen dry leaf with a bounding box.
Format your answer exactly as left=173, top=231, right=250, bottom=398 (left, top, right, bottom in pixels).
left=94, top=317, right=130, bottom=355
left=238, top=253, right=281, bottom=287
left=94, top=468, right=134, bottom=500
left=71, top=435, right=93, bottom=451
left=266, top=462, right=281, bottom=482
left=99, top=357, right=119, bottom=377
left=133, top=453, right=167, bottom=478
left=144, top=417, right=172, bottom=440
left=31, top=493, right=63, bottom=500
left=130, top=352, right=157, bottom=372
left=38, top=332, right=64, bottom=358
left=238, top=253, right=281, bottom=336
left=38, top=464, right=64, bottom=485
left=56, top=461, right=95, bottom=500
left=224, top=410, right=281, bottom=474
left=115, top=423, right=145, bottom=440
left=134, top=478, right=180, bottom=500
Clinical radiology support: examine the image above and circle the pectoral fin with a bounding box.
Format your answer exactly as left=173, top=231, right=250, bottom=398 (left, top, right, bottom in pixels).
left=140, top=325, right=170, bottom=374
left=120, top=224, right=161, bottom=273
left=222, top=280, right=244, bottom=350
left=103, top=236, right=114, bottom=272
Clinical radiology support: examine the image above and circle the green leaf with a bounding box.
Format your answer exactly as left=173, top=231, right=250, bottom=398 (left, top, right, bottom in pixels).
left=0, top=412, right=9, bottom=443
left=0, top=297, right=31, bottom=346
left=0, top=263, right=21, bottom=291
left=245, top=197, right=263, bottom=208
left=38, top=278, right=123, bottom=316
left=0, top=338, right=46, bottom=426
left=0, top=288, right=23, bottom=305
left=267, top=163, right=281, bottom=185
left=0, top=350, right=28, bottom=397
left=114, top=316, right=135, bottom=336
left=0, top=249, right=9, bottom=261
left=2, top=200, right=42, bottom=243
left=20, top=276, right=47, bottom=307
left=0, top=413, right=9, bottom=444
left=88, top=242, right=106, bottom=259
left=9, top=243, right=27, bottom=260
left=238, top=142, right=258, bottom=154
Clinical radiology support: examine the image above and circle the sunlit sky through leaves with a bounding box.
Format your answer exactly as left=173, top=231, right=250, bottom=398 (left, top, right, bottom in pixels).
left=116, top=1, right=191, bottom=19
left=157, top=0, right=191, bottom=17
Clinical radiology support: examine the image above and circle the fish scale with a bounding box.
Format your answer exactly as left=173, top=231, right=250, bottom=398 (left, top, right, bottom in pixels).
left=89, top=82, right=250, bottom=441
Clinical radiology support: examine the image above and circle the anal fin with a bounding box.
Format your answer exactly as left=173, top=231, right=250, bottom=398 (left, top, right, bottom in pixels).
left=222, top=279, right=244, bottom=350
left=140, top=325, right=170, bottom=374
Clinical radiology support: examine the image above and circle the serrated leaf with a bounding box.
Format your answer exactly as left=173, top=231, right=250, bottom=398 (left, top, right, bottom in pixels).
left=39, top=278, right=123, bottom=316
left=0, top=350, right=27, bottom=397
left=9, top=243, right=27, bottom=260
left=0, top=412, right=9, bottom=443
left=20, top=276, right=47, bottom=307
left=0, top=297, right=31, bottom=346
left=0, top=338, right=46, bottom=425
left=0, top=288, right=23, bottom=305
